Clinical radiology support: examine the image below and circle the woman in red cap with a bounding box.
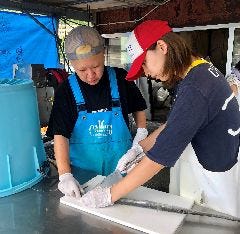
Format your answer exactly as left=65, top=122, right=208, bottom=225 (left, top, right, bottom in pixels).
left=80, top=20, right=240, bottom=217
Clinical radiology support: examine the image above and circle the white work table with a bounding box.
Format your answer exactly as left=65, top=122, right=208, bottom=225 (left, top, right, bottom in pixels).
left=0, top=166, right=239, bottom=234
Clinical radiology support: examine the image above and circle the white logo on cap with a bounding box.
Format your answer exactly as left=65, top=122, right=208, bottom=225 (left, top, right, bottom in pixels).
left=126, top=31, right=144, bottom=63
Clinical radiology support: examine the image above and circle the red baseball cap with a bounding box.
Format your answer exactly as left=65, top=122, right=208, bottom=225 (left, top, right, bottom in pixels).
left=125, top=20, right=172, bottom=81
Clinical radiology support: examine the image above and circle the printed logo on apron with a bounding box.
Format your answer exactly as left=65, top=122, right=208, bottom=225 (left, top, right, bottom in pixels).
left=89, top=120, right=112, bottom=137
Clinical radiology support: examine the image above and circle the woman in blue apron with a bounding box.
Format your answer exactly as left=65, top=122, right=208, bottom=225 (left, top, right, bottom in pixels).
left=68, top=66, right=134, bottom=176
left=47, top=26, right=148, bottom=198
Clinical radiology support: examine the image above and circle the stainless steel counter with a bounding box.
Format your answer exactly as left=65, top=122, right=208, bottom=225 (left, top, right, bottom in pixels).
left=0, top=166, right=239, bottom=234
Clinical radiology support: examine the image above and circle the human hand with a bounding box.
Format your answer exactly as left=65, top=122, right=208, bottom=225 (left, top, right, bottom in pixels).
left=132, top=128, right=148, bottom=146
left=116, top=143, right=143, bottom=172
left=58, top=173, right=85, bottom=198
left=80, top=186, right=113, bottom=208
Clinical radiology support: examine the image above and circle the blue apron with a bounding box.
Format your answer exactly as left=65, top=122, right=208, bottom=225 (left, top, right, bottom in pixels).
left=68, top=67, right=132, bottom=176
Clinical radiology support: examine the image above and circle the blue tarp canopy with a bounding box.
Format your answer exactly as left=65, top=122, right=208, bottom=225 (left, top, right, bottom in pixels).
left=0, top=11, right=59, bottom=79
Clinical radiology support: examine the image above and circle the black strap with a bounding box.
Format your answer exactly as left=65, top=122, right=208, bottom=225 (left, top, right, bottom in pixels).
left=76, top=103, right=87, bottom=112
left=112, top=99, right=121, bottom=107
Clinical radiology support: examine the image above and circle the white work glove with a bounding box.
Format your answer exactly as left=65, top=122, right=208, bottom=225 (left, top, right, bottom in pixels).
left=80, top=186, right=113, bottom=208
left=58, top=173, right=85, bottom=198
left=116, top=143, right=143, bottom=172
left=116, top=128, right=147, bottom=172
left=132, top=128, right=148, bottom=146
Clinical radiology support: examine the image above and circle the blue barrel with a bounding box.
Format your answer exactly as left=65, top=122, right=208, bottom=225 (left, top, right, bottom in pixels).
left=0, top=79, right=46, bottom=197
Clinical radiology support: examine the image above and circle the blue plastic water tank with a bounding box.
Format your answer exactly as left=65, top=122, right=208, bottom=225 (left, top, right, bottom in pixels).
left=0, top=79, right=46, bottom=197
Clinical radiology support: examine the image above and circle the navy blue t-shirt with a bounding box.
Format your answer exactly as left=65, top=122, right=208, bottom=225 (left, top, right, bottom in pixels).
left=146, top=63, right=240, bottom=172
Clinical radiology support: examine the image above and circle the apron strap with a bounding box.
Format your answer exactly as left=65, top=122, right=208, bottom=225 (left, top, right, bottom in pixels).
left=69, top=68, right=121, bottom=111
left=68, top=73, right=87, bottom=112
left=107, top=66, right=121, bottom=108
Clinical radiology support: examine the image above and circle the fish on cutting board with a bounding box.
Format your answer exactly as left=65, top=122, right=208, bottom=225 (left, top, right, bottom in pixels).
left=60, top=175, right=194, bottom=234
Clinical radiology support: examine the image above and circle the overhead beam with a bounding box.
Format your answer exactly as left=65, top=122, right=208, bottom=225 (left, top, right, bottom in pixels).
left=96, top=0, right=240, bottom=34
left=0, top=0, right=93, bottom=21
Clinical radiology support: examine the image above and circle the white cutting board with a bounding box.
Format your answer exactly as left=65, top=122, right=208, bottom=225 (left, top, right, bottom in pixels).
left=60, top=176, right=194, bottom=234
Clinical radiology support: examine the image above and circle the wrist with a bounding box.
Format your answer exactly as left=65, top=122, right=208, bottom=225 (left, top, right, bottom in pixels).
left=137, top=127, right=147, bottom=132
left=132, top=143, right=143, bottom=154
left=132, top=128, right=148, bottom=146
left=137, top=128, right=148, bottom=135
left=111, top=184, right=121, bottom=203
left=58, top=168, right=71, bottom=176
left=59, top=172, right=73, bottom=181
